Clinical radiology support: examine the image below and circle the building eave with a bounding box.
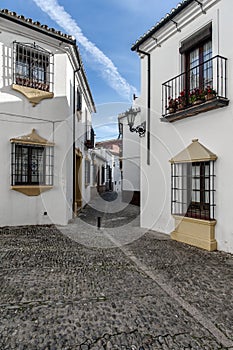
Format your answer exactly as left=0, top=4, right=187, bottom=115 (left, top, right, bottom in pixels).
left=0, top=9, right=96, bottom=113
left=131, top=0, right=194, bottom=51
left=0, top=9, right=75, bottom=44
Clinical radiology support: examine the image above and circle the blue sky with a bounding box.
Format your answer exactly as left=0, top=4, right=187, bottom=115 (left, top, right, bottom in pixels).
left=0, top=0, right=179, bottom=139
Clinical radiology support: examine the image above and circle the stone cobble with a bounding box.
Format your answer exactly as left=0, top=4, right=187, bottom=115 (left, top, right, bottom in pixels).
left=0, top=194, right=233, bottom=349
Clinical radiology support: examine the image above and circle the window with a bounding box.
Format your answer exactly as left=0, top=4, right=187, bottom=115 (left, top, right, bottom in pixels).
left=162, top=23, right=229, bottom=121
left=92, top=163, right=98, bottom=185
left=171, top=139, right=217, bottom=221
left=171, top=161, right=215, bottom=220
left=77, top=87, right=82, bottom=111
left=85, top=159, right=90, bottom=186
left=13, top=42, right=53, bottom=92
left=180, top=23, right=213, bottom=95
left=185, top=39, right=212, bottom=93
left=11, top=143, right=53, bottom=186
left=101, top=165, right=105, bottom=184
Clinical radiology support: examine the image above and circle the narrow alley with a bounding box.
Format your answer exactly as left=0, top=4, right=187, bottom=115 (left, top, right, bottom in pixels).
left=0, top=193, right=233, bottom=349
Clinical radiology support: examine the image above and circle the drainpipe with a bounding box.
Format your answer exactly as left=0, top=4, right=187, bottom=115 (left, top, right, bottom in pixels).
left=136, top=48, right=151, bottom=165
left=73, top=68, right=81, bottom=216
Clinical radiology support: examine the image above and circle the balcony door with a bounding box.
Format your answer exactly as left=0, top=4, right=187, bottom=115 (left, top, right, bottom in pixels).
left=185, top=39, right=212, bottom=92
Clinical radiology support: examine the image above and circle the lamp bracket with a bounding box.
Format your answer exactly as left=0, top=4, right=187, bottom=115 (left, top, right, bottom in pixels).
left=130, top=122, right=146, bottom=137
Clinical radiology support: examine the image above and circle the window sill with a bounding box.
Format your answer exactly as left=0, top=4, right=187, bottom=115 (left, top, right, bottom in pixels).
left=171, top=214, right=217, bottom=251
left=161, top=97, right=229, bottom=123
left=172, top=214, right=216, bottom=225
left=11, top=185, right=53, bottom=196
left=12, top=84, right=54, bottom=107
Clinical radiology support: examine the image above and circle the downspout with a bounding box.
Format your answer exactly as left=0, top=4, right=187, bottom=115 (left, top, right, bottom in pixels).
left=136, top=48, right=151, bottom=165
left=73, top=67, right=81, bottom=216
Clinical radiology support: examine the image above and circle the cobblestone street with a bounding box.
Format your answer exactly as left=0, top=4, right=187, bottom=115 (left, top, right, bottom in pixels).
left=1, top=193, right=233, bottom=349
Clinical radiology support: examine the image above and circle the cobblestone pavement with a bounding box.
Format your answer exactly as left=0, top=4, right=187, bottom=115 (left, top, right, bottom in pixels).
left=1, top=192, right=233, bottom=349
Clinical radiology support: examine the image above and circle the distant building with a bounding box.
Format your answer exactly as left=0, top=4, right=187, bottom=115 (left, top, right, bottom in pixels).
left=94, top=139, right=122, bottom=194
left=95, top=139, right=122, bottom=156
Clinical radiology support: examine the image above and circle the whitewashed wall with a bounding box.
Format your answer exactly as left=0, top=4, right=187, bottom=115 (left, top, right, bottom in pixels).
left=139, top=0, right=233, bottom=252
left=0, top=18, right=94, bottom=226
left=121, top=113, right=141, bottom=193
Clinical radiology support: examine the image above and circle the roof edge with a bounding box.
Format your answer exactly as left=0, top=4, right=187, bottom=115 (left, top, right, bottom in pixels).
left=0, top=9, right=75, bottom=44
left=131, top=0, right=194, bottom=51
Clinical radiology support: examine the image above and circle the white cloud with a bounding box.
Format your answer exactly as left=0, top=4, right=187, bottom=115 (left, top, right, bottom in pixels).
left=32, top=0, right=138, bottom=101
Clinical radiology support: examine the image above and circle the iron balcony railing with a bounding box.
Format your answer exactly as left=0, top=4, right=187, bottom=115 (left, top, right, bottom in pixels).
left=84, top=127, right=95, bottom=149
left=162, top=55, right=227, bottom=117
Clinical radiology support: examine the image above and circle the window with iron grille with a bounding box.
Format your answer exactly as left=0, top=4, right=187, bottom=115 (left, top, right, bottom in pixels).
left=171, top=161, right=215, bottom=220
left=11, top=143, right=54, bottom=186
left=92, top=163, right=98, bottom=185
left=101, top=165, right=105, bottom=184
left=85, top=159, right=90, bottom=186
left=77, top=87, right=82, bottom=111
left=13, top=42, right=54, bottom=92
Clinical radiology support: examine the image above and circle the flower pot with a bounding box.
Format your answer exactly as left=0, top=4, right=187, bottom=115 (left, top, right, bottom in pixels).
left=169, top=107, right=175, bottom=113
left=205, top=94, right=215, bottom=101
left=178, top=103, right=185, bottom=110
left=192, top=99, right=203, bottom=105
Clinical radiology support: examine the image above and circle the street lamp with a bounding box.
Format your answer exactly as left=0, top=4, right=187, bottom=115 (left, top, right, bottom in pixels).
left=125, top=107, right=145, bottom=137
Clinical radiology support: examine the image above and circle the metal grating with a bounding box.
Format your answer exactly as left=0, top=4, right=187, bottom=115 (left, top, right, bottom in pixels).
left=171, top=161, right=216, bottom=220
left=11, top=143, right=54, bottom=186
left=13, top=42, right=54, bottom=92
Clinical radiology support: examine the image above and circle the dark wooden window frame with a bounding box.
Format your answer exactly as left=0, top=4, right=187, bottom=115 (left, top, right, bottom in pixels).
left=186, top=162, right=210, bottom=219
left=184, top=38, right=212, bottom=95
left=171, top=161, right=215, bottom=220
left=11, top=143, right=54, bottom=186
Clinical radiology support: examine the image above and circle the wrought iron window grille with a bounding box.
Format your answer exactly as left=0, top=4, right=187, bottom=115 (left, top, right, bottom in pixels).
left=13, top=41, right=54, bottom=92
left=85, top=159, right=91, bottom=185
left=84, top=126, right=95, bottom=149
left=171, top=161, right=216, bottom=220
left=11, top=143, right=54, bottom=186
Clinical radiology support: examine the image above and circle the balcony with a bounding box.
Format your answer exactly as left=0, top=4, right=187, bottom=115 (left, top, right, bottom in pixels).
left=84, top=127, right=95, bottom=149
left=161, top=55, right=229, bottom=122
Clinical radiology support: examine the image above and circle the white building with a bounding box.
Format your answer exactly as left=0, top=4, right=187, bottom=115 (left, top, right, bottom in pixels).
left=132, top=0, right=233, bottom=252
left=0, top=9, right=95, bottom=226
left=118, top=107, right=142, bottom=206
left=92, top=143, right=122, bottom=194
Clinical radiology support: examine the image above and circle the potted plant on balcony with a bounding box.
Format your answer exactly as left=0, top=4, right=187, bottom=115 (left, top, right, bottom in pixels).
left=204, top=86, right=217, bottom=101
left=167, top=96, right=178, bottom=113
left=177, top=90, right=187, bottom=110
left=189, top=88, right=205, bottom=105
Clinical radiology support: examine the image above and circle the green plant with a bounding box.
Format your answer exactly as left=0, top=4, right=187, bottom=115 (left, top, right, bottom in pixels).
left=177, top=90, right=187, bottom=106
left=167, top=96, right=178, bottom=110
left=204, top=85, right=216, bottom=96
left=189, top=88, right=205, bottom=104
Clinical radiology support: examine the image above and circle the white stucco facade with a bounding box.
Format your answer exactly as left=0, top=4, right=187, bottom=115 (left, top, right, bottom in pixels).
left=0, top=10, right=95, bottom=226
left=118, top=110, right=141, bottom=205
left=92, top=147, right=122, bottom=193
left=134, top=0, right=233, bottom=252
